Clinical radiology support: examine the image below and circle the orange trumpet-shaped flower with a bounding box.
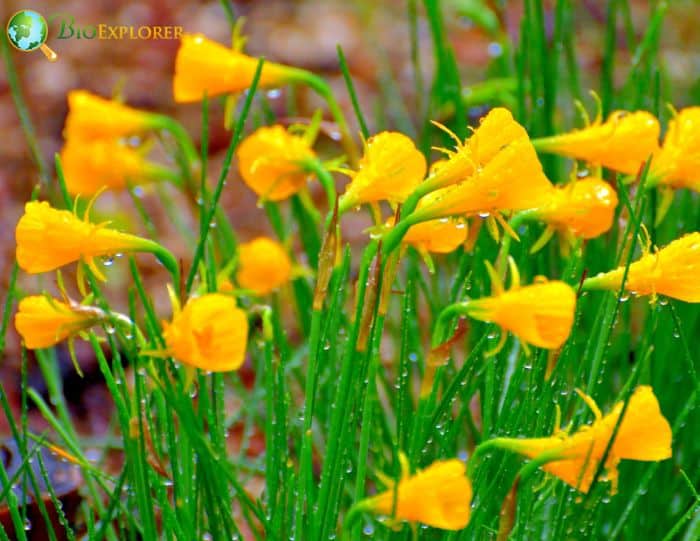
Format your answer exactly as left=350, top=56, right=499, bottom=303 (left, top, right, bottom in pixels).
left=173, top=33, right=294, bottom=103
left=162, top=293, right=249, bottom=372
left=61, top=138, right=176, bottom=196
left=339, top=132, right=427, bottom=212
left=64, top=90, right=157, bottom=141
left=583, top=232, right=700, bottom=303
left=415, top=137, right=554, bottom=220
left=428, top=107, right=529, bottom=188
left=401, top=218, right=468, bottom=254
left=356, top=454, right=472, bottom=531
left=491, top=386, right=672, bottom=493
left=649, top=107, right=700, bottom=191
left=236, top=125, right=316, bottom=202
left=236, top=237, right=292, bottom=295
left=15, top=201, right=157, bottom=280
left=14, top=295, right=104, bottom=349
left=465, top=261, right=576, bottom=350
left=533, top=110, right=660, bottom=175
left=532, top=178, right=619, bottom=239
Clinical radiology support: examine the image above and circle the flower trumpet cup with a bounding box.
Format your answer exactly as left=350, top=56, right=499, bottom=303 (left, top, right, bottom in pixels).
left=530, top=177, right=619, bottom=239
left=411, top=136, right=554, bottom=221
left=61, top=138, right=179, bottom=196
left=14, top=295, right=105, bottom=349
left=418, top=107, right=529, bottom=194
left=161, top=293, right=249, bottom=372
left=15, top=201, right=178, bottom=283
left=532, top=110, right=660, bottom=175
left=236, top=237, right=292, bottom=295
left=488, top=386, right=672, bottom=493
left=173, top=33, right=297, bottom=103
left=648, top=107, right=700, bottom=191
left=65, top=90, right=161, bottom=140
left=338, top=131, right=427, bottom=213
left=236, top=125, right=317, bottom=202
left=352, top=455, right=472, bottom=531
left=582, top=232, right=700, bottom=303
left=464, top=280, right=576, bottom=350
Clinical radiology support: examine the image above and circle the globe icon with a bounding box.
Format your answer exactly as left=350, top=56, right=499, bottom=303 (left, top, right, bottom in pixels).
left=6, top=10, right=57, bottom=61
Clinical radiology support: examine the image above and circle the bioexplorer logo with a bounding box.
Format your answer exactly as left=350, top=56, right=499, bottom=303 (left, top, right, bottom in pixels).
left=6, top=9, right=57, bottom=61
left=6, top=9, right=183, bottom=62
left=53, top=14, right=183, bottom=41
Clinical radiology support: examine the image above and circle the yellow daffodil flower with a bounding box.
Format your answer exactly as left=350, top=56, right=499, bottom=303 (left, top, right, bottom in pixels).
left=338, top=132, right=427, bottom=212
left=649, top=107, right=700, bottom=192
left=236, top=237, right=292, bottom=295
left=15, top=200, right=161, bottom=280
left=533, top=110, right=660, bottom=175
left=64, top=90, right=158, bottom=140
left=532, top=177, right=619, bottom=240
left=14, top=295, right=104, bottom=349
left=490, top=385, right=672, bottom=493
left=173, top=33, right=294, bottom=103
left=427, top=107, right=529, bottom=189
left=61, top=138, right=177, bottom=196
left=401, top=218, right=468, bottom=254
left=465, top=260, right=576, bottom=352
left=236, top=125, right=316, bottom=202
left=583, top=231, right=700, bottom=303
left=355, top=453, right=472, bottom=531
left=162, top=293, right=249, bottom=372
left=413, top=137, right=554, bottom=226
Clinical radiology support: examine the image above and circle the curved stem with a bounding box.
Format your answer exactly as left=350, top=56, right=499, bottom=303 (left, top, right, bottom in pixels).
left=494, top=210, right=538, bottom=277
left=151, top=115, right=201, bottom=176
left=431, top=302, right=471, bottom=347
left=341, top=504, right=364, bottom=540
left=466, top=439, right=502, bottom=480
left=305, top=158, right=337, bottom=211
left=107, top=311, right=147, bottom=348
left=400, top=174, right=446, bottom=217
left=140, top=240, right=181, bottom=293
left=288, top=68, right=360, bottom=167
left=381, top=211, right=425, bottom=256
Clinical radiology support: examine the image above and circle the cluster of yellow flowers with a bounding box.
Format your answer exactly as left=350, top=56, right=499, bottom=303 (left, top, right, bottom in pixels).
left=348, top=385, right=671, bottom=530
left=12, top=31, right=696, bottom=533
left=60, top=91, right=182, bottom=195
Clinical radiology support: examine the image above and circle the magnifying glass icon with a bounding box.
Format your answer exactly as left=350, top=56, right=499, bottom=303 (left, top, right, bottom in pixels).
left=7, top=10, right=58, bottom=62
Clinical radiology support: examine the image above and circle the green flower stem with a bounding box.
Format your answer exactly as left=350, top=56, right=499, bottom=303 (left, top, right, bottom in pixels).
left=261, top=308, right=283, bottom=539
left=400, top=174, right=447, bottom=217
left=431, top=302, right=472, bottom=347
left=185, top=58, right=264, bottom=296
left=139, top=240, right=181, bottom=292
left=314, top=240, right=378, bottom=539
left=351, top=313, right=386, bottom=541
left=498, top=451, right=561, bottom=541
left=304, top=158, right=337, bottom=211
left=150, top=115, right=201, bottom=180
left=106, top=311, right=147, bottom=349
left=341, top=503, right=364, bottom=540
left=377, top=170, right=474, bottom=258
left=286, top=68, right=360, bottom=167
left=466, top=439, right=506, bottom=480
left=494, top=209, right=539, bottom=277
left=143, top=163, right=184, bottom=187
left=294, top=308, right=323, bottom=540
left=580, top=272, right=616, bottom=292
left=530, top=136, right=560, bottom=152
left=381, top=211, right=424, bottom=256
